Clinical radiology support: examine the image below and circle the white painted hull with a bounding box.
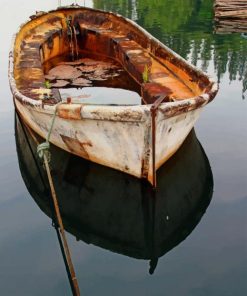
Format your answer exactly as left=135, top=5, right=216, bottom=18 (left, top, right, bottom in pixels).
left=15, top=99, right=202, bottom=184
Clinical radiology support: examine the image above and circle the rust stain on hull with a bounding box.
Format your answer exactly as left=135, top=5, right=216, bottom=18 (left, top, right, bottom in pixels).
left=61, top=134, right=92, bottom=159
left=57, top=103, right=82, bottom=120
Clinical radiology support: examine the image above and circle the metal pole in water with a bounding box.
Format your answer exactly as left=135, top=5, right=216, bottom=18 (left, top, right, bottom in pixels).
left=43, top=154, right=81, bottom=296
left=53, top=220, right=80, bottom=296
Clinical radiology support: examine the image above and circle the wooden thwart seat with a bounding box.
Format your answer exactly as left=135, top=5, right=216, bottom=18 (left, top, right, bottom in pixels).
left=78, top=23, right=195, bottom=103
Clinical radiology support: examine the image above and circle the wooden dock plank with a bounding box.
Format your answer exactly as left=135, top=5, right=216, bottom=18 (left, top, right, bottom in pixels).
left=214, top=0, right=247, bottom=32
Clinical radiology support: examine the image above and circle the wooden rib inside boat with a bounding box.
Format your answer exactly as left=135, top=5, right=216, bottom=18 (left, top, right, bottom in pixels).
left=9, top=5, right=218, bottom=185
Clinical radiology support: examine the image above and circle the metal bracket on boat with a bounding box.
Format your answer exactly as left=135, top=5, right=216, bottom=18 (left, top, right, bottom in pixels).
left=151, top=95, right=167, bottom=188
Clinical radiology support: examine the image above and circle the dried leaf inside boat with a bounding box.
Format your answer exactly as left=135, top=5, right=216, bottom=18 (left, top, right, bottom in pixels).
left=51, top=80, right=70, bottom=88
left=71, top=77, right=92, bottom=87
left=77, top=65, right=97, bottom=73
left=48, top=65, right=82, bottom=80
left=46, top=60, right=122, bottom=87
left=44, top=74, right=56, bottom=81
left=80, top=58, right=99, bottom=66
left=59, top=59, right=87, bottom=66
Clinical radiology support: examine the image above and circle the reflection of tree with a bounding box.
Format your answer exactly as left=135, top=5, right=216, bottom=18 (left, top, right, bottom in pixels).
left=93, top=0, right=137, bottom=19
left=93, top=0, right=247, bottom=97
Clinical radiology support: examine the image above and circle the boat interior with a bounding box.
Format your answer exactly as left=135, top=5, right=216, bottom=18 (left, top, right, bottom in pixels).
left=13, top=7, right=212, bottom=106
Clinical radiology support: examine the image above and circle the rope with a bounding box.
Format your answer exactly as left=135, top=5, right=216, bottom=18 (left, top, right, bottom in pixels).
left=37, top=102, right=61, bottom=163
left=35, top=102, right=81, bottom=295
left=37, top=142, right=50, bottom=162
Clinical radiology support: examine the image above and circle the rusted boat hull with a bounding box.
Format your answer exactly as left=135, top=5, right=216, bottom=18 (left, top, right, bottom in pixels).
left=9, top=6, right=218, bottom=185
left=15, top=99, right=202, bottom=183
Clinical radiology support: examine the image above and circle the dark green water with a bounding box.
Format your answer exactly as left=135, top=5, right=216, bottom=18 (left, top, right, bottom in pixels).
left=0, top=0, right=246, bottom=295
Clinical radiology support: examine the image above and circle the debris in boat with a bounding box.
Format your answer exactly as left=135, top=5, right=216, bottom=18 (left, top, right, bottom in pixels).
left=77, top=65, right=96, bottom=73
left=59, top=59, right=87, bottom=66
left=90, top=69, right=109, bottom=80
left=71, top=77, right=92, bottom=87
left=30, top=88, right=52, bottom=100
left=96, top=62, right=119, bottom=70
left=46, top=58, right=123, bottom=88
left=95, top=61, right=120, bottom=70
left=51, top=80, right=70, bottom=88
left=44, top=74, right=56, bottom=81
left=88, top=76, right=107, bottom=81
left=77, top=62, right=121, bottom=78
left=80, top=58, right=99, bottom=66
left=48, top=65, right=82, bottom=80
left=107, top=72, right=120, bottom=78
left=58, top=58, right=111, bottom=67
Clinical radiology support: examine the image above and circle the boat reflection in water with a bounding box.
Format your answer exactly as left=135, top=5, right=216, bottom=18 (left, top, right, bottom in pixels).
left=15, top=113, right=213, bottom=275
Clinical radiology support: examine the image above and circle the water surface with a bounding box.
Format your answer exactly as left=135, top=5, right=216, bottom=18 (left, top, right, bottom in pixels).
left=0, top=0, right=246, bottom=295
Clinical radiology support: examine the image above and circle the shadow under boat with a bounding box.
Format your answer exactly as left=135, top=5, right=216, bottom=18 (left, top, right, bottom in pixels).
left=15, top=113, right=213, bottom=274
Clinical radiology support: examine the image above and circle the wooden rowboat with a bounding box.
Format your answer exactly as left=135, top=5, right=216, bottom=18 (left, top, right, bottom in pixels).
left=9, top=5, right=218, bottom=186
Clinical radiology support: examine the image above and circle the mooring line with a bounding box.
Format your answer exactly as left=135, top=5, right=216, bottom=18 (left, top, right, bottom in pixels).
left=16, top=112, right=81, bottom=296
left=37, top=105, right=81, bottom=296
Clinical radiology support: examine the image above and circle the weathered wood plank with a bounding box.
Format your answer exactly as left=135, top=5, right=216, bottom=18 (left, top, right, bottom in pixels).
left=214, top=0, right=247, bottom=32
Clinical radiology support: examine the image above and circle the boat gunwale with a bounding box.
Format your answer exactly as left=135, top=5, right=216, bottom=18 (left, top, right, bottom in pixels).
left=9, top=5, right=218, bottom=122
